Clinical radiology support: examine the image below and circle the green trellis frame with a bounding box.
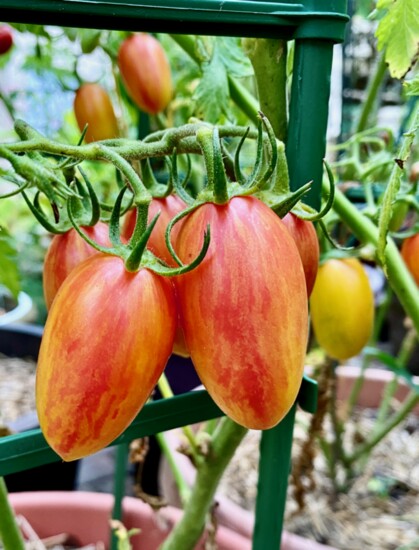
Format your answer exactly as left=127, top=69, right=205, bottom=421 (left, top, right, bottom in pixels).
left=0, top=2, right=349, bottom=549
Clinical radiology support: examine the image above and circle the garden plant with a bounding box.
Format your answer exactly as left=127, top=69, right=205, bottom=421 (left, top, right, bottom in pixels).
left=0, top=0, right=418, bottom=549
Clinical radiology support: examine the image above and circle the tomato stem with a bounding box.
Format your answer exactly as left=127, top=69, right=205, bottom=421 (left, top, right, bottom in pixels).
left=159, top=419, right=248, bottom=550
left=196, top=127, right=229, bottom=205
left=242, top=38, right=288, bottom=141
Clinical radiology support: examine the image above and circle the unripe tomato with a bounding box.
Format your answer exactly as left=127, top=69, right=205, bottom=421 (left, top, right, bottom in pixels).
left=74, top=83, right=119, bottom=143
left=118, top=34, right=172, bottom=114
left=36, top=254, right=177, bottom=461
left=175, top=196, right=308, bottom=430
left=0, top=25, right=13, bottom=55
left=309, top=258, right=375, bottom=361
left=282, top=212, right=319, bottom=296
left=43, top=222, right=111, bottom=310
left=401, top=233, right=419, bottom=286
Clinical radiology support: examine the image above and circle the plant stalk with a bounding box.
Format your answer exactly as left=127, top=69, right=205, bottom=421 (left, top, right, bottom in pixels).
left=346, top=390, right=419, bottom=465
left=159, top=418, right=247, bottom=550
left=355, top=52, right=388, bottom=134
left=0, top=477, right=25, bottom=550
left=242, top=38, right=288, bottom=140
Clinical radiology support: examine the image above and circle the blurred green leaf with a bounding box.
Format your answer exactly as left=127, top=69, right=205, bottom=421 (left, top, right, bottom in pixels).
left=404, top=75, right=419, bottom=96
left=217, top=37, right=253, bottom=79
left=0, top=226, right=20, bottom=299
left=193, top=44, right=229, bottom=123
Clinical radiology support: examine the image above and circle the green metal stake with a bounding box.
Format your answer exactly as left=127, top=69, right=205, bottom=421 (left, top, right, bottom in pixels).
left=110, top=443, right=130, bottom=550
left=252, top=405, right=297, bottom=550
left=286, top=38, right=335, bottom=210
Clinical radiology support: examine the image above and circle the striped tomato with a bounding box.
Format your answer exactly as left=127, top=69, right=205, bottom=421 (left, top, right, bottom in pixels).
left=43, top=222, right=111, bottom=310
left=174, top=196, right=308, bottom=430
left=36, top=254, right=177, bottom=461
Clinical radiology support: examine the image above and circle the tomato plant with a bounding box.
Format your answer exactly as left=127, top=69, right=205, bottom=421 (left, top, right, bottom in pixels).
left=43, top=222, right=111, bottom=310
left=0, top=25, right=12, bottom=55
left=118, top=33, right=173, bottom=114
left=36, top=253, right=177, bottom=461
left=174, top=196, right=308, bottom=430
left=281, top=212, right=319, bottom=296
left=401, top=233, right=419, bottom=286
left=309, top=257, right=375, bottom=361
left=73, top=83, right=119, bottom=143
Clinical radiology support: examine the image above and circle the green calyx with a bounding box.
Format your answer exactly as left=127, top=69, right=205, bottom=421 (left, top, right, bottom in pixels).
left=68, top=181, right=210, bottom=277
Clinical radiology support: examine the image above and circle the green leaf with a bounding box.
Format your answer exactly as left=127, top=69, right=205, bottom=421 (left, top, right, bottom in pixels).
left=193, top=45, right=230, bottom=123
left=0, top=227, right=20, bottom=299
left=217, top=37, right=253, bottom=79
left=375, top=0, right=419, bottom=79
left=404, top=74, right=419, bottom=96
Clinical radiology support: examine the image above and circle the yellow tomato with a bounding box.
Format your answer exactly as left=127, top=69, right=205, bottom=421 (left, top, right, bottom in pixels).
left=309, top=258, right=375, bottom=361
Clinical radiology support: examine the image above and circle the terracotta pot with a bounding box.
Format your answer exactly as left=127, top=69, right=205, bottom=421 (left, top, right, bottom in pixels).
left=9, top=491, right=251, bottom=550
left=335, top=364, right=419, bottom=414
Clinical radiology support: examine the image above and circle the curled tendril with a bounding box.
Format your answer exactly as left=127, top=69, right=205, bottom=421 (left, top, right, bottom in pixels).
left=234, top=127, right=250, bottom=185
left=0, top=178, right=30, bottom=199
left=165, top=202, right=206, bottom=267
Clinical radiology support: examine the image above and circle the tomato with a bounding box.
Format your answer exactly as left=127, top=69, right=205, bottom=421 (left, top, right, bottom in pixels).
left=36, top=254, right=177, bottom=461
left=409, top=161, right=419, bottom=183
left=174, top=196, right=308, bottom=430
left=122, top=195, right=186, bottom=267
left=43, top=222, right=111, bottom=310
left=118, top=34, right=172, bottom=114
left=73, top=83, right=119, bottom=143
left=401, top=233, right=419, bottom=286
left=309, top=258, right=375, bottom=361
left=123, top=195, right=190, bottom=357
left=282, top=212, right=319, bottom=296
left=0, top=25, right=13, bottom=55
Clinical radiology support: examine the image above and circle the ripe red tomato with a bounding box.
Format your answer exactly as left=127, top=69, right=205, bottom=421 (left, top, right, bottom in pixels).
left=43, top=222, right=111, bottom=310
left=174, top=196, right=308, bottom=430
left=0, top=25, right=13, bottom=55
left=309, top=258, right=375, bottom=360
left=401, top=233, right=419, bottom=286
left=73, top=83, right=119, bottom=143
left=282, top=212, right=319, bottom=296
left=118, top=34, right=173, bottom=114
left=36, top=254, right=177, bottom=461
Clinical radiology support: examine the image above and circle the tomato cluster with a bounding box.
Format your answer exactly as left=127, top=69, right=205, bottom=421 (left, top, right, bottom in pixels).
left=36, top=186, right=317, bottom=460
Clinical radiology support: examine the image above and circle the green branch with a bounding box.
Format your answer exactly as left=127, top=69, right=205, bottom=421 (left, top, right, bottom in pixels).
left=329, top=183, right=419, bottom=335
left=159, top=419, right=247, bottom=550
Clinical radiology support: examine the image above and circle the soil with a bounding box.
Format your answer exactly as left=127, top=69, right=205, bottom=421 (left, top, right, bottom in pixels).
left=218, top=407, right=419, bottom=550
